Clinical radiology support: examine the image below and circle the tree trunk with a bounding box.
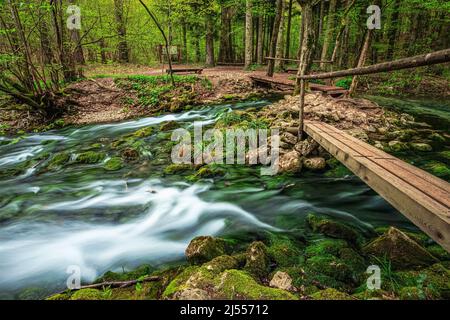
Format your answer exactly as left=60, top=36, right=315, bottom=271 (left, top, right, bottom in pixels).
left=284, top=0, right=293, bottom=60
left=295, top=0, right=316, bottom=138
left=386, top=0, right=400, bottom=61
left=205, top=15, right=215, bottom=67
left=114, top=0, right=129, bottom=63
left=320, top=0, right=336, bottom=69
left=266, top=0, right=283, bottom=77
left=257, top=15, right=264, bottom=64
left=275, top=0, right=286, bottom=70
left=182, top=21, right=188, bottom=63
left=244, top=0, right=253, bottom=68
left=219, top=6, right=233, bottom=63
left=349, top=30, right=372, bottom=95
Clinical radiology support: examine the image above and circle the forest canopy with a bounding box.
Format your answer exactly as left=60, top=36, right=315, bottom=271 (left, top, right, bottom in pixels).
left=0, top=0, right=448, bottom=115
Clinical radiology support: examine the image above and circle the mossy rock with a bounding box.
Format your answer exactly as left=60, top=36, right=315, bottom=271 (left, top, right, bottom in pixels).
left=311, top=288, right=353, bottom=300
left=185, top=236, right=227, bottom=265
left=267, top=234, right=303, bottom=268
left=363, top=227, right=438, bottom=270
left=424, top=161, right=450, bottom=179
left=429, top=133, right=445, bottom=143
left=47, top=152, right=70, bottom=170
left=410, top=142, right=433, bottom=152
left=46, top=293, right=71, bottom=300
left=164, top=163, right=194, bottom=175
left=75, top=151, right=106, bottom=164
left=388, top=140, right=409, bottom=152
left=244, top=241, right=270, bottom=279
left=121, top=148, right=140, bottom=162
left=302, top=239, right=367, bottom=289
left=203, top=255, right=239, bottom=274
left=188, top=166, right=226, bottom=181
left=440, top=150, right=450, bottom=160
left=307, top=214, right=361, bottom=244
left=69, top=289, right=104, bottom=300
left=160, top=121, right=178, bottom=131
left=396, top=264, right=450, bottom=299
left=426, top=245, right=450, bottom=261
left=104, top=157, right=124, bottom=171
left=217, top=269, right=297, bottom=300
left=133, top=127, right=154, bottom=138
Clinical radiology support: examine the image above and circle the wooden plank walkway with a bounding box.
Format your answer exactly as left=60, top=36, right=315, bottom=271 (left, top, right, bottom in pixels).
left=249, top=75, right=348, bottom=97
left=304, top=121, right=450, bottom=252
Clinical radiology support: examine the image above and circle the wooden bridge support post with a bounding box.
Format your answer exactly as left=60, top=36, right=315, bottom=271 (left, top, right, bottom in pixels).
left=298, top=78, right=306, bottom=140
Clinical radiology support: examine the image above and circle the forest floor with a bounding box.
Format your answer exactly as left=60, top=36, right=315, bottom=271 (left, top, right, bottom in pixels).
left=0, top=63, right=448, bottom=134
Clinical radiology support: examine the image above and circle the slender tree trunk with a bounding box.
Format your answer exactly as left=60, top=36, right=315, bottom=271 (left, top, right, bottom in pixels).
left=285, top=0, right=293, bottom=60
left=182, top=21, right=188, bottom=63
left=386, top=0, right=400, bottom=60
left=266, top=0, right=283, bottom=77
left=295, top=0, right=316, bottom=139
left=349, top=30, right=372, bottom=95
left=114, top=0, right=129, bottom=63
left=245, top=0, right=253, bottom=68
left=257, top=16, right=264, bottom=64
left=319, top=0, right=336, bottom=69
left=275, top=0, right=286, bottom=70
left=205, top=15, right=215, bottom=67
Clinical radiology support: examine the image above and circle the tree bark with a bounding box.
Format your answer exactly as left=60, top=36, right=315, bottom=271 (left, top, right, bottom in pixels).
left=320, top=0, right=336, bottom=69
left=205, top=15, right=215, bottom=67
left=244, top=0, right=253, bottom=68
left=275, top=0, right=286, bottom=70
left=349, top=30, right=372, bottom=95
left=284, top=0, right=293, bottom=60
left=114, top=0, right=129, bottom=63
left=257, top=15, right=264, bottom=64
left=266, top=0, right=284, bottom=77
left=219, top=6, right=233, bottom=63
left=386, top=0, right=400, bottom=61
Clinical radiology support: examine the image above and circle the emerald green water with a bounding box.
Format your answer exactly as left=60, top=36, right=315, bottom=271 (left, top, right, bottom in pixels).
left=0, top=97, right=446, bottom=299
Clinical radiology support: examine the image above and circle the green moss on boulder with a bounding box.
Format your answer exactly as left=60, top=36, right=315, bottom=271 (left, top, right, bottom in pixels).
left=75, top=151, right=106, bottom=164
left=307, top=214, right=361, bottom=244
left=70, top=289, right=104, bottom=300
left=104, top=157, right=124, bottom=171
left=363, top=227, right=438, bottom=270
left=48, top=153, right=70, bottom=170
left=311, top=288, right=353, bottom=300
left=164, top=163, right=193, bottom=175
left=185, top=236, right=227, bottom=265
left=244, top=241, right=270, bottom=279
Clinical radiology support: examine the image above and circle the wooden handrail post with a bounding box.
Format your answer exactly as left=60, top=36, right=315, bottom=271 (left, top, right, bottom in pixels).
left=298, top=78, right=306, bottom=140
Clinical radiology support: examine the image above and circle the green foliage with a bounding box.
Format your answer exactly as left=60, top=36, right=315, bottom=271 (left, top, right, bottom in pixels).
left=335, top=77, right=353, bottom=90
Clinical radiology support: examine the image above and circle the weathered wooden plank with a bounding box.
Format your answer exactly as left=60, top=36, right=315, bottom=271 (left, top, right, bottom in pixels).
left=305, top=121, right=450, bottom=252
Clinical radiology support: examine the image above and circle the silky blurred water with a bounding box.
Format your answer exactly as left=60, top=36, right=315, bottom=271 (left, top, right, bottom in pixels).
left=0, top=100, right=416, bottom=299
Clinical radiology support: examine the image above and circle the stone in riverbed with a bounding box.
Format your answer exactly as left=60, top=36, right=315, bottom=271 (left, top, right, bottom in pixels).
left=185, top=236, right=226, bottom=265
left=409, top=142, right=432, bottom=152
left=303, top=157, right=326, bottom=171
left=281, top=132, right=298, bottom=146
left=294, top=137, right=319, bottom=157
left=244, top=241, right=270, bottom=279
left=104, top=157, right=123, bottom=171
left=269, top=272, right=294, bottom=291
left=363, top=227, right=438, bottom=270
left=388, top=140, right=409, bottom=152
left=277, top=151, right=302, bottom=174
left=307, top=214, right=360, bottom=244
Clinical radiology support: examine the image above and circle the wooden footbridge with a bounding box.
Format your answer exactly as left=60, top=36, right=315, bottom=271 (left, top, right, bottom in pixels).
left=255, top=49, right=450, bottom=251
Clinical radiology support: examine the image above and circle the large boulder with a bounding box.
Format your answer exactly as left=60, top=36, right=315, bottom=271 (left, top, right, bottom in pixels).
left=363, top=227, right=438, bottom=269
left=303, top=157, right=327, bottom=171
left=185, top=236, right=226, bottom=265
